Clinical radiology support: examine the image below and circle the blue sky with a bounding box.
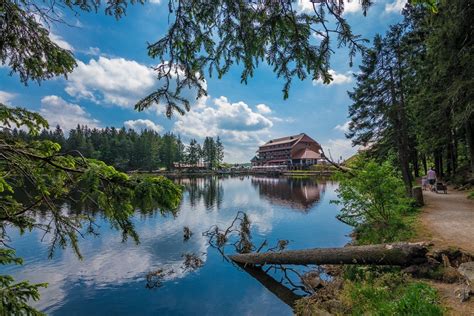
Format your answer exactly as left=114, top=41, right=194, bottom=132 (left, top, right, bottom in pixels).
left=0, top=0, right=407, bottom=163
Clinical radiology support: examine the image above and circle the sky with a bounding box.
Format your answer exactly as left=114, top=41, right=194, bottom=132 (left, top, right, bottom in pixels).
left=0, top=0, right=408, bottom=163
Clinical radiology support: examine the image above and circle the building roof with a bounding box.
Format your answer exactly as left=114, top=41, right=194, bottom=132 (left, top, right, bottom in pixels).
left=259, top=133, right=305, bottom=148
left=292, top=148, right=321, bottom=159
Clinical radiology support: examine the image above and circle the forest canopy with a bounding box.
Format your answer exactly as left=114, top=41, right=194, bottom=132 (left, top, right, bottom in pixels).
left=1, top=125, right=225, bottom=171
left=347, top=0, right=473, bottom=195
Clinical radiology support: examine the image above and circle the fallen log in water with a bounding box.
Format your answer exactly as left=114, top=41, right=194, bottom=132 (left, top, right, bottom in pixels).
left=229, top=242, right=429, bottom=266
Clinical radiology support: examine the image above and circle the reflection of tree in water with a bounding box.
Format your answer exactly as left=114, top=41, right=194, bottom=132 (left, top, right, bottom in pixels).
left=237, top=263, right=303, bottom=307
left=202, top=211, right=326, bottom=310
left=251, top=176, right=326, bottom=212
left=175, top=176, right=223, bottom=210
left=146, top=253, right=204, bottom=289
left=12, top=182, right=178, bottom=227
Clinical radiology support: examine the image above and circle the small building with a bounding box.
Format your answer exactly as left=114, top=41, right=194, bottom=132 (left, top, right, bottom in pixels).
left=252, top=133, right=322, bottom=168
left=173, top=162, right=210, bottom=170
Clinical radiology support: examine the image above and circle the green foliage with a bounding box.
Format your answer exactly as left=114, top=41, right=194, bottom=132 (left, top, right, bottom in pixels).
left=1, top=105, right=184, bottom=311
left=138, top=0, right=374, bottom=116
left=348, top=1, right=474, bottom=181
left=0, top=105, right=48, bottom=135
left=342, top=268, right=443, bottom=316
left=185, top=139, right=200, bottom=165
left=0, top=1, right=76, bottom=84
left=0, top=249, right=47, bottom=315
left=333, top=160, right=412, bottom=226
left=0, top=0, right=145, bottom=84
left=138, top=0, right=437, bottom=116
left=5, top=124, right=225, bottom=172
left=468, top=191, right=474, bottom=200
left=201, top=136, right=224, bottom=169
left=411, top=0, right=438, bottom=13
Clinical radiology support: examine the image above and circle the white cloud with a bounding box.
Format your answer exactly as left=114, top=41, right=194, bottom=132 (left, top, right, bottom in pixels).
left=65, top=57, right=206, bottom=113
left=175, top=96, right=273, bottom=138
left=256, top=103, right=272, bottom=114
left=124, top=119, right=163, bottom=133
left=85, top=47, right=101, bottom=56
left=149, top=0, right=161, bottom=3
left=344, top=0, right=363, bottom=14
left=65, top=57, right=156, bottom=108
left=385, top=0, right=407, bottom=13
left=334, top=120, right=350, bottom=133
left=298, top=0, right=362, bottom=14
left=321, top=138, right=357, bottom=162
left=174, top=96, right=273, bottom=163
left=313, top=69, right=352, bottom=86
left=40, top=95, right=100, bottom=130
left=297, top=0, right=316, bottom=12
left=0, top=91, right=16, bottom=105
left=49, top=32, right=74, bottom=51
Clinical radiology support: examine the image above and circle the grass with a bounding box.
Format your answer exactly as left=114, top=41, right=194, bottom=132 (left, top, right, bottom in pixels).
left=468, top=190, right=474, bottom=200
left=340, top=204, right=445, bottom=315
left=341, top=269, right=444, bottom=316
left=295, top=266, right=445, bottom=315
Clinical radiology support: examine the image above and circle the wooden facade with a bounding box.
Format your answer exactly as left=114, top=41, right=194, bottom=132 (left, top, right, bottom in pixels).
left=251, top=133, right=322, bottom=167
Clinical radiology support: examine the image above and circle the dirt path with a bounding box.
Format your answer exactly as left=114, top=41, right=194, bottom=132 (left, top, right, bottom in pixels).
left=420, top=189, right=474, bottom=315
left=420, top=189, right=474, bottom=255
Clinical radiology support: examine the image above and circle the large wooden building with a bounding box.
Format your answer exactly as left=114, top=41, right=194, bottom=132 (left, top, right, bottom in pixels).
left=251, top=133, right=322, bottom=167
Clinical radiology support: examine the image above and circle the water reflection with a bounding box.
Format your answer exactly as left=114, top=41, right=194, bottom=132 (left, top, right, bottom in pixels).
left=251, top=176, right=326, bottom=212
left=2, top=176, right=349, bottom=315
left=174, top=176, right=223, bottom=210
left=237, top=263, right=303, bottom=308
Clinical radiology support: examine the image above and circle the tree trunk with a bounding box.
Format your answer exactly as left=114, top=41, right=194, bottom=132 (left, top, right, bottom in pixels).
left=453, top=135, right=458, bottom=174
left=439, top=150, right=444, bottom=178
left=413, top=150, right=420, bottom=178
left=422, top=154, right=428, bottom=175
left=394, top=47, right=414, bottom=196
left=467, top=119, right=474, bottom=174
left=388, top=66, right=413, bottom=197
left=229, top=242, right=428, bottom=267
left=446, top=143, right=452, bottom=178
left=434, top=149, right=443, bottom=178
left=412, top=186, right=424, bottom=207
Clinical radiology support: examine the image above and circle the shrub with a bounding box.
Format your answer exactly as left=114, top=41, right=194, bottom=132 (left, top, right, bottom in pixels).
left=332, top=160, right=413, bottom=243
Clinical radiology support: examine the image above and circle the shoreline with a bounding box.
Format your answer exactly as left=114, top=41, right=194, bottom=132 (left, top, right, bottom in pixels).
left=128, top=170, right=336, bottom=177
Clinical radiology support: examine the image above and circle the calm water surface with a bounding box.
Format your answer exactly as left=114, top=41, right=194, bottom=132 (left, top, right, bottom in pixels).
left=2, top=176, right=351, bottom=315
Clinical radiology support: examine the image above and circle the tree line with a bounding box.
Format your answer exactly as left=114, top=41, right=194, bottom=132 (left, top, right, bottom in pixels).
left=347, top=0, right=473, bottom=196
left=2, top=125, right=225, bottom=171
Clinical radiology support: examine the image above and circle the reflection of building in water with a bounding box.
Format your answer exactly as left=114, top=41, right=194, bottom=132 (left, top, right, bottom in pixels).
left=174, top=176, right=223, bottom=210
left=251, top=176, right=326, bottom=212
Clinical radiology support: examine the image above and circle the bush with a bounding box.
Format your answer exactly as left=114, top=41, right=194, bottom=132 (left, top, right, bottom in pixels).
left=332, top=160, right=413, bottom=243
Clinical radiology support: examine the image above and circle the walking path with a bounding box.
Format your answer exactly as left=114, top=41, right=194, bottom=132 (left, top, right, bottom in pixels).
left=420, top=188, right=474, bottom=315
left=421, top=188, right=474, bottom=255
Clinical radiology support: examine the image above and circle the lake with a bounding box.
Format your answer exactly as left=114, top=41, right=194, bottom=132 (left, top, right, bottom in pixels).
left=2, top=176, right=351, bottom=315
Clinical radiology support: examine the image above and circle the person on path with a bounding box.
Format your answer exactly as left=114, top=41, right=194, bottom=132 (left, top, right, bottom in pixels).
left=427, top=166, right=437, bottom=191
left=422, top=176, right=428, bottom=190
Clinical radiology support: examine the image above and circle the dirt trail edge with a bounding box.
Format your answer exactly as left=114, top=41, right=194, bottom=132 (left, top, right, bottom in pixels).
left=421, top=189, right=474, bottom=255
left=420, top=189, right=474, bottom=315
